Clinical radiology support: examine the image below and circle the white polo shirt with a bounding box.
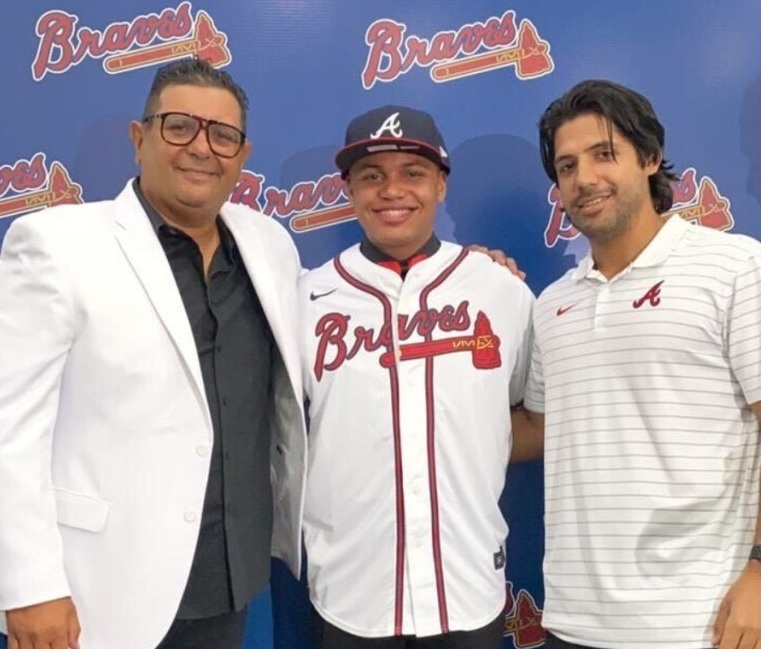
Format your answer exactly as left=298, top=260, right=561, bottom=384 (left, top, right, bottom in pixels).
left=525, top=216, right=761, bottom=649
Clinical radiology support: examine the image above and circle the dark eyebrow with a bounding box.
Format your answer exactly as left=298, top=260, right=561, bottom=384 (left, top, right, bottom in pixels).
left=554, top=139, right=615, bottom=166
left=587, top=139, right=614, bottom=152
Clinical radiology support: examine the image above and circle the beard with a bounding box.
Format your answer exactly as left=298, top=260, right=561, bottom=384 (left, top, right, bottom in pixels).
left=565, top=186, right=645, bottom=245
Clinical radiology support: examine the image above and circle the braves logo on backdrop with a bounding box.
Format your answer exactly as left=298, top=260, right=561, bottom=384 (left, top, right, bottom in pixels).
left=0, top=153, right=83, bottom=221
left=503, top=581, right=544, bottom=648
left=31, top=2, right=230, bottom=81
left=231, top=170, right=356, bottom=233
left=361, top=10, right=554, bottom=90
left=313, top=301, right=502, bottom=381
left=543, top=168, right=735, bottom=248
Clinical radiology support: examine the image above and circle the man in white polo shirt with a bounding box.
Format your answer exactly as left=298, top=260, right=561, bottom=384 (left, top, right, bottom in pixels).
left=513, top=80, right=761, bottom=649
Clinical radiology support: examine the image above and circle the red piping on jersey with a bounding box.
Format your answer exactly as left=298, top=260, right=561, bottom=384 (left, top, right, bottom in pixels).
left=418, top=248, right=469, bottom=634
left=333, top=254, right=407, bottom=635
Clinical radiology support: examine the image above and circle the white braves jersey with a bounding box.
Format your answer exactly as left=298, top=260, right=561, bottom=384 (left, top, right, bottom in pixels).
left=299, top=242, right=534, bottom=638
left=525, top=216, right=761, bottom=649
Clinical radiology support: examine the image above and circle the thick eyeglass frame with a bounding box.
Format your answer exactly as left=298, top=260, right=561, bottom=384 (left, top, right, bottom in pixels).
left=142, top=111, right=247, bottom=158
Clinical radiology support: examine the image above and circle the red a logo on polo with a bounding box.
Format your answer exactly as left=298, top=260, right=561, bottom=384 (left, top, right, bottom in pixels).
left=632, top=280, right=664, bottom=309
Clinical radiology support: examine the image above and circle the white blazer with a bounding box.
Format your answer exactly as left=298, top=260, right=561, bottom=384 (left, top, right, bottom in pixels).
left=0, top=181, right=307, bottom=649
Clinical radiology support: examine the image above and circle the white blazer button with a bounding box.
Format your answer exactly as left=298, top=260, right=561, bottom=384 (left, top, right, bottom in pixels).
left=184, top=511, right=198, bottom=523
left=196, top=445, right=210, bottom=457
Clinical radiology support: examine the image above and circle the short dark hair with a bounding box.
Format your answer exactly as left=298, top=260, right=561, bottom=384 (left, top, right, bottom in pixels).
left=538, top=79, right=678, bottom=214
left=142, top=57, right=249, bottom=131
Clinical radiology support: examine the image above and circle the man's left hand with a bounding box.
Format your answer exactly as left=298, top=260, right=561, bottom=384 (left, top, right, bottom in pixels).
left=712, top=561, right=761, bottom=649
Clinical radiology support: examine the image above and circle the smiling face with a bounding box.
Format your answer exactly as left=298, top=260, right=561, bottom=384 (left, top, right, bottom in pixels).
left=346, top=151, right=446, bottom=260
left=552, top=113, right=659, bottom=245
left=129, top=84, right=252, bottom=227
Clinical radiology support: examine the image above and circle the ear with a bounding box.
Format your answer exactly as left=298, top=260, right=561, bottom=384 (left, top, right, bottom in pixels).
left=239, top=140, right=253, bottom=165
left=128, top=121, right=145, bottom=165
left=644, top=151, right=662, bottom=177
left=436, top=170, right=447, bottom=203
left=344, top=176, right=355, bottom=202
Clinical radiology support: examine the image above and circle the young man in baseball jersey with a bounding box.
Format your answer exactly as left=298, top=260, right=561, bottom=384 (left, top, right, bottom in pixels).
left=298, top=105, right=534, bottom=648
left=514, top=80, right=761, bottom=649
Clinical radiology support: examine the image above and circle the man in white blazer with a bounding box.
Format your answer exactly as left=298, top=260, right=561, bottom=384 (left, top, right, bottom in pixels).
left=0, top=59, right=306, bottom=649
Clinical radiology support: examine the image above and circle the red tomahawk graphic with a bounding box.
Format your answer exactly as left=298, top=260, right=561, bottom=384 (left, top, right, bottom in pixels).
left=379, top=312, right=501, bottom=369
left=0, top=163, right=82, bottom=220
left=103, top=12, right=230, bottom=73
left=665, top=177, right=733, bottom=231
left=503, top=583, right=545, bottom=648
left=430, top=20, right=553, bottom=82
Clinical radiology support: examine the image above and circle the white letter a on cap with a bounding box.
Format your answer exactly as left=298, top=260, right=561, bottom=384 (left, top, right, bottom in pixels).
left=370, top=112, right=403, bottom=139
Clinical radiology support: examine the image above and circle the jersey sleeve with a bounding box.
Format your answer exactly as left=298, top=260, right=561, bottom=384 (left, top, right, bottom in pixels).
left=508, top=283, right=535, bottom=407
left=726, top=252, right=761, bottom=407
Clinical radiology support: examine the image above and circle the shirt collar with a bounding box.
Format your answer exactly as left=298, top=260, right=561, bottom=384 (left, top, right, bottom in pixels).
left=572, top=215, right=689, bottom=280
left=132, top=177, right=165, bottom=235
left=132, top=177, right=236, bottom=261
left=360, top=234, right=441, bottom=275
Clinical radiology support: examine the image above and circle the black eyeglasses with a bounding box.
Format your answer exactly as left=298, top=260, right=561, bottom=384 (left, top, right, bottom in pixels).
left=143, top=111, right=246, bottom=158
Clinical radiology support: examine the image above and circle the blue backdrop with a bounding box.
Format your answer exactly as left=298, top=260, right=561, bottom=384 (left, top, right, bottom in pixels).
left=1, top=1, right=759, bottom=647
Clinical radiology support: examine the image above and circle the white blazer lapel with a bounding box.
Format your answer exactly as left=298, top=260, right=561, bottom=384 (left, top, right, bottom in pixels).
left=223, top=215, right=287, bottom=342
left=221, top=213, right=303, bottom=388
left=111, top=183, right=209, bottom=417
left=221, top=208, right=306, bottom=576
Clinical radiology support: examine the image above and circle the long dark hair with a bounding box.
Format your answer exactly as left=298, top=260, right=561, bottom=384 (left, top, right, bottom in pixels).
left=539, top=80, right=678, bottom=214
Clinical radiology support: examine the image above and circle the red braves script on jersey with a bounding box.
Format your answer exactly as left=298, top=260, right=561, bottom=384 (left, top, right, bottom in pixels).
left=313, top=301, right=502, bottom=380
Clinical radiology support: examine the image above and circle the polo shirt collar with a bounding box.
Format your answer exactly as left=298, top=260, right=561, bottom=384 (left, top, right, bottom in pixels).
left=571, top=215, right=689, bottom=281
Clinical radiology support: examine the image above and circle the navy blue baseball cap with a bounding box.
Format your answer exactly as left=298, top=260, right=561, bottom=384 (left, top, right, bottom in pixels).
left=335, top=105, right=451, bottom=177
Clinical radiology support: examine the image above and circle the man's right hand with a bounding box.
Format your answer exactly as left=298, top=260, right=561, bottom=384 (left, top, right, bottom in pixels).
left=6, top=596, right=81, bottom=649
